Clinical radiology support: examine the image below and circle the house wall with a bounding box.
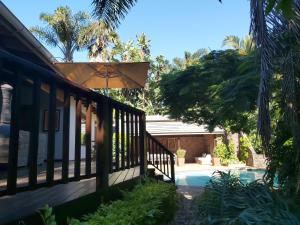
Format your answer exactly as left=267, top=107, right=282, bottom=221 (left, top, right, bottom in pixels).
left=153, top=134, right=217, bottom=163
left=20, top=84, right=64, bottom=162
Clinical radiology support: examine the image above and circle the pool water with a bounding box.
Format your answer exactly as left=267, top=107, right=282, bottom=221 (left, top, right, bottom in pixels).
left=175, top=169, right=268, bottom=187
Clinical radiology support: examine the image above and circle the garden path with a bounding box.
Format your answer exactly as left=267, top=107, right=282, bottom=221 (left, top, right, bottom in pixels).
left=171, top=185, right=204, bottom=225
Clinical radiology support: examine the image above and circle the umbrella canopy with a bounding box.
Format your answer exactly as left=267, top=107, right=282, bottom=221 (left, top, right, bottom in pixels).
left=54, top=62, right=149, bottom=89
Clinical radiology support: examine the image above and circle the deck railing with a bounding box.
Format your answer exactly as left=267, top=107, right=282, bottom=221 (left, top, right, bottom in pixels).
left=146, top=132, right=175, bottom=183
left=0, top=50, right=146, bottom=196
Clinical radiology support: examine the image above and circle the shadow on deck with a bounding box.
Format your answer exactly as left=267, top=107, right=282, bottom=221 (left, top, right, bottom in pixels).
left=0, top=166, right=140, bottom=224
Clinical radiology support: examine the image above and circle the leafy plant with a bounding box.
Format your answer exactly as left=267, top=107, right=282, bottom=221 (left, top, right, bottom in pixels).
left=176, top=149, right=186, bottom=158
left=38, top=180, right=178, bottom=225
left=196, top=171, right=299, bottom=225
left=214, top=137, right=237, bottom=166
left=82, top=180, right=178, bottom=225
left=39, top=205, right=57, bottom=225
left=239, top=136, right=250, bottom=163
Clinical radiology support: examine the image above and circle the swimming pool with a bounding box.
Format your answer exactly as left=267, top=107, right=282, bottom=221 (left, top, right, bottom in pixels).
left=175, top=169, right=267, bottom=187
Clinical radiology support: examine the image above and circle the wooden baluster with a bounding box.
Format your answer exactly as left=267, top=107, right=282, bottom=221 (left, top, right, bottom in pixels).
left=74, top=97, right=82, bottom=179
left=139, top=113, right=146, bottom=176
left=28, top=78, right=41, bottom=188
left=130, top=113, right=134, bottom=167
left=152, top=140, right=154, bottom=166
left=170, top=154, right=175, bottom=183
left=147, top=135, right=151, bottom=163
left=85, top=101, right=92, bottom=176
left=163, top=150, right=166, bottom=174
left=7, top=73, right=21, bottom=194
left=166, top=153, right=169, bottom=177
left=46, top=82, right=56, bottom=186
left=115, top=107, right=120, bottom=171
left=62, top=89, right=70, bottom=182
left=108, top=102, right=113, bottom=173
left=96, top=96, right=110, bottom=190
left=134, top=114, right=138, bottom=166
left=159, top=146, right=162, bottom=171
left=126, top=111, right=130, bottom=169
left=121, top=110, right=125, bottom=169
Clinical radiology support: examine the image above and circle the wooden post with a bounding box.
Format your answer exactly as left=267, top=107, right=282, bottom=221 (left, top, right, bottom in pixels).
left=46, top=82, right=56, bottom=186
left=7, top=72, right=21, bottom=194
left=28, top=77, right=41, bottom=187
left=120, top=110, right=125, bottom=169
left=134, top=114, right=139, bottom=166
left=85, top=101, right=92, bottom=176
left=96, top=97, right=110, bottom=190
left=139, top=113, right=146, bottom=176
left=115, top=108, right=120, bottom=171
left=108, top=102, right=113, bottom=173
left=130, top=113, right=134, bottom=167
left=170, top=153, right=175, bottom=183
left=74, top=97, right=82, bottom=179
left=126, top=111, right=130, bottom=169
left=62, top=89, right=70, bottom=182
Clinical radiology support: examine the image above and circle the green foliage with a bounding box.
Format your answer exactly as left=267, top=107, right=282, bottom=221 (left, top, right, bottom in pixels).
left=31, top=6, right=90, bottom=62
left=176, top=148, right=186, bottom=158
left=239, top=136, right=250, bottom=163
left=39, top=205, right=57, bottom=225
left=214, top=137, right=237, bottom=166
left=196, top=171, right=299, bottom=225
left=160, top=50, right=259, bottom=134
left=39, top=180, right=177, bottom=225
left=78, top=180, right=177, bottom=225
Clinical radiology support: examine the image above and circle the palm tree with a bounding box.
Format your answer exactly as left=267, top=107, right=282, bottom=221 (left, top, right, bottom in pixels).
left=250, top=0, right=300, bottom=194
left=79, top=21, right=119, bottom=62
left=222, top=35, right=255, bottom=55
left=137, top=33, right=150, bottom=61
left=172, top=49, right=208, bottom=70
left=92, top=0, right=138, bottom=28
left=31, top=6, right=90, bottom=62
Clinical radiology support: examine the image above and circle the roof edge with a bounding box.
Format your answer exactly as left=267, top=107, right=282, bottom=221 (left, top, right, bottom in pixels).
left=0, top=2, right=58, bottom=67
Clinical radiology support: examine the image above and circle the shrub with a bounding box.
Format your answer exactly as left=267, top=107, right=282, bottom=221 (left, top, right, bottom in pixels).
left=196, top=171, right=299, bottom=225
left=176, top=148, right=186, bottom=158
left=79, top=180, right=178, bottom=225
left=239, top=136, right=250, bottom=163
left=214, top=137, right=237, bottom=165
left=40, top=180, right=178, bottom=225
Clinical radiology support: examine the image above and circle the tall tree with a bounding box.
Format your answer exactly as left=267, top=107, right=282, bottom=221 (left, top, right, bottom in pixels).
left=222, top=35, right=255, bottom=55
left=160, top=50, right=259, bottom=134
left=31, top=6, right=90, bottom=62
left=79, top=21, right=119, bottom=62
left=250, top=0, right=300, bottom=195
left=172, top=49, right=208, bottom=70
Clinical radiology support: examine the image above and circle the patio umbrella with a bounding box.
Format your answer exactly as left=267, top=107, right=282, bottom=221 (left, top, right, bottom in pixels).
left=54, top=62, right=149, bottom=91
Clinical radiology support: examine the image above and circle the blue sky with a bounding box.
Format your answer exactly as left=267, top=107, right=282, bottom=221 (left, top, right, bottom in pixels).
left=2, top=0, right=250, bottom=62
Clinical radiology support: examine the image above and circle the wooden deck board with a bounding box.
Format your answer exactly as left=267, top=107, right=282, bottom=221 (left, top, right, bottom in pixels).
left=0, top=178, right=96, bottom=225
left=0, top=165, right=141, bottom=224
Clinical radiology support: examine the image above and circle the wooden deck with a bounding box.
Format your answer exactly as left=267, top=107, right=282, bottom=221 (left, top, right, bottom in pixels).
left=0, top=161, right=97, bottom=191
left=0, top=166, right=140, bottom=224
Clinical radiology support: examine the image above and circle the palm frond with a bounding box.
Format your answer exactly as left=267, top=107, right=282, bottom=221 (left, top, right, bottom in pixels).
left=92, top=0, right=138, bottom=28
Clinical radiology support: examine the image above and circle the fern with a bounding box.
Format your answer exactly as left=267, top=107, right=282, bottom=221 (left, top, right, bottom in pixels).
left=196, top=171, right=299, bottom=225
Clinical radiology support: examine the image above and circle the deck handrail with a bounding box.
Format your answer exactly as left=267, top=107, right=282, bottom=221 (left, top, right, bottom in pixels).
left=146, top=132, right=175, bottom=183
left=0, top=51, right=147, bottom=196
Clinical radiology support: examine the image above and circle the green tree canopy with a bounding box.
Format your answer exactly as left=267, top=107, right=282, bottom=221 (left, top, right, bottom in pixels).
left=160, top=50, right=259, bottom=134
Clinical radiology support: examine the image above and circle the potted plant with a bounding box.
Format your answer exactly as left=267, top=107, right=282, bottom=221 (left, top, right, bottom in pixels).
left=212, top=154, right=221, bottom=166
left=176, top=148, right=186, bottom=166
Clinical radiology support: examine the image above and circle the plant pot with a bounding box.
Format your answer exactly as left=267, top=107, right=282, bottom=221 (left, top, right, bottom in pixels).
left=212, top=157, right=221, bottom=166
left=177, top=157, right=185, bottom=166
